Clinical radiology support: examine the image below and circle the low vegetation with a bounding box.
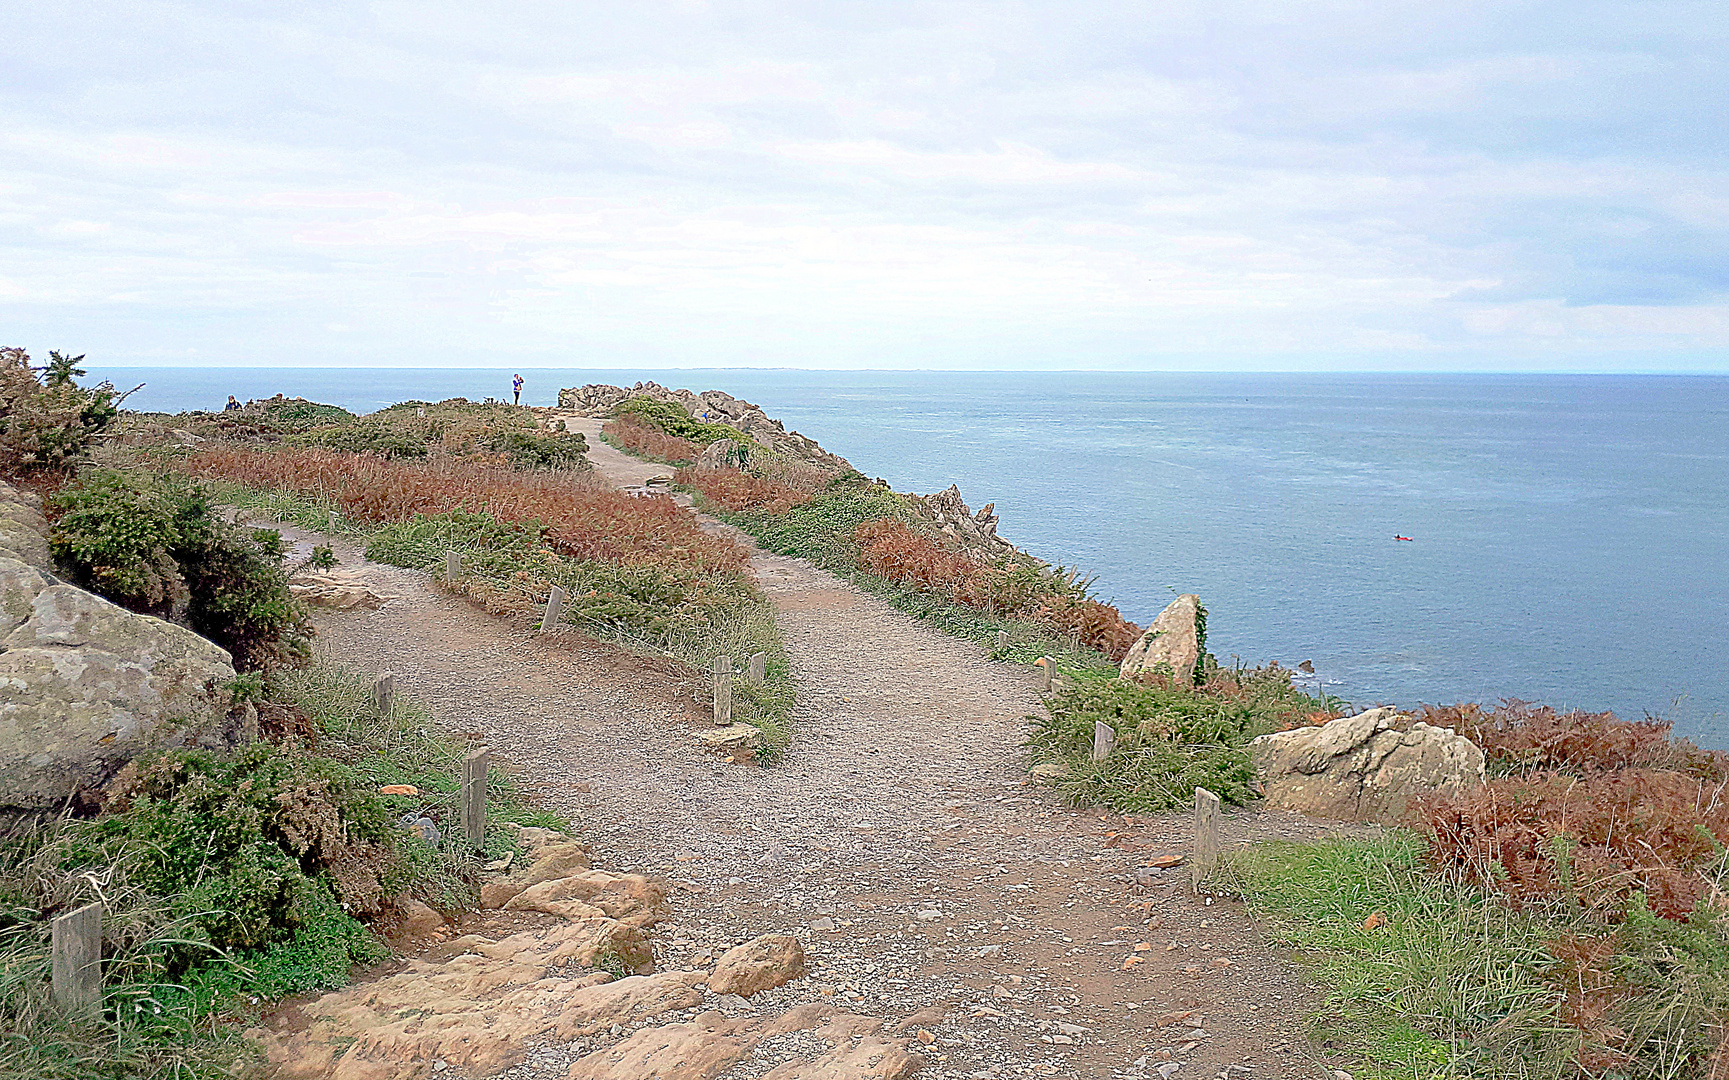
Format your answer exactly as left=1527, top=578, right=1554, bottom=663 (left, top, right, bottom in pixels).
left=1221, top=702, right=1729, bottom=1080
left=0, top=347, right=123, bottom=473
left=0, top=659, right=557, bottom=1080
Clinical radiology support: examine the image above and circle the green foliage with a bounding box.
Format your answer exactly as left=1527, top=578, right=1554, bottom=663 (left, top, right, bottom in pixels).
left=484, top=428, right=589, bottom=471
left=308, top=544, right=337, bottom=569
left=1026, top=675, right=1305, bottom=811
left=717, top=483, right=908, bottom=566
left=613, top=396, right=751, bottom=446
left=43, top=351, right=86, bottom=388
left=48, top=469, right=310, bottom=670
left=0, top=346, right=120, bottom=472
left=1227, top=834, right=1578, bottom=1080
left=293, top=419, right=428, bottom=459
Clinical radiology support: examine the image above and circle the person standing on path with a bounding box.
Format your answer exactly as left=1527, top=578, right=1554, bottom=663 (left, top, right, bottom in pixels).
left=512, top=373, right=524, bottom=405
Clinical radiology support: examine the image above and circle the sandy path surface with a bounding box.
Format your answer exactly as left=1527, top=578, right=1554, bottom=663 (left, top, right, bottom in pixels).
left=283, top=423, right=1349, bottom=1080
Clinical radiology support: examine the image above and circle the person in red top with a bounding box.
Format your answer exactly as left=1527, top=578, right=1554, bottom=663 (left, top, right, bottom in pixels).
left=512, top=373, right=523, bottom=405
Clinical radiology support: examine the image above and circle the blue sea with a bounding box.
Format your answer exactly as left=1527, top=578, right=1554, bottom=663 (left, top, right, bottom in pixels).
left=97, top=367, right=1729, bottom=747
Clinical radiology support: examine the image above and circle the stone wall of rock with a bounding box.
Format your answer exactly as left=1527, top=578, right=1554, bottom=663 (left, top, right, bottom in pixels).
left=0, top=479, right=244, bottom=812
left=1248, top=707, right=1486, bottom=823
left=556, top=381, right=855, bottom=472
left=1120, top=594, right=1204, bottom=683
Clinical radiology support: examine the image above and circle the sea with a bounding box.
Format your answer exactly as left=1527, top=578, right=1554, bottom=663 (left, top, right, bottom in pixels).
left=93, top=366, right=1729, bottom=748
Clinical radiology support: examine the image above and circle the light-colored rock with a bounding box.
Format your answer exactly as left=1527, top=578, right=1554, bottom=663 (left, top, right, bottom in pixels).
left=504, top=870, right=669, bottom=928
left=396, top=899, right=444, bottom=937
left=0, top=480, right=51, bottom=572
left=0, top=557, right=240, bottom=811
left=1120, top=594, right=1204, bottom=683
left=707, top=934, right=807, bottom=997
left=918, top=485, right=1010, bottom=554
left=565, top=1004, right=924, bottom=1080
left=288, top=570, right=395, bottom=610
left=1248, top=707, right=1486, bottom=823
left=697, top=723, right=765, bottom=754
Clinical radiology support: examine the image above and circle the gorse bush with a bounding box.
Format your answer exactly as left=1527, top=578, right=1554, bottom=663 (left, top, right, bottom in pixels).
left=293, top=419, right=428, bottom=459
left=47, top=469, right=310, bottom=671
left=1027, top=674, right=1310, bottom=810
left=0, top=346, right=121, bottom=472
left=612, top=396, right=751, bottom=446
left=486, top=428, right=589, bottom=471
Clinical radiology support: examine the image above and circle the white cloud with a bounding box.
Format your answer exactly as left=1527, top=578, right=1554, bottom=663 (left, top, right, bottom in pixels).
left=0, top=0, right=1724, bottom=368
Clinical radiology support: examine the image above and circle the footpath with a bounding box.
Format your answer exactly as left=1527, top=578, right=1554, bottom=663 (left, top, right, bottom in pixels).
left=255, top=422, right=1348, bottom=1080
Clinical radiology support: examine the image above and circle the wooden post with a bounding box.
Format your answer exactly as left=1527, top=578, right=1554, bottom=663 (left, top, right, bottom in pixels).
left=712, top=655, right=733, bottom=726
left=1069, top=630, right=1081, bottom=654
left=540, top=585, right=566, bottom=633
left=996, top=630, right=1009, bottom=651
left=748, top=651, right=766, bottom=685
left=371, top=673, right=395, bottom=717
left=1091, top=721, right=1116, bottom=762
left=1038, top=656, right=1054, bottom=692
left=326, top=510, right=338, bottom=547
left=461, top=747, right=490, bottom=854
left=1192, top=786, right=1221, bottom=894
left=444, top=550, right=460, bottom=581
left=52, top=903, right=101, bottom=1011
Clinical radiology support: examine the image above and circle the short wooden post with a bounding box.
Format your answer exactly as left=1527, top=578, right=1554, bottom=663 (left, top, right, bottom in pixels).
left=1192, top=786, right=1221, bottom=894
left=371, top=673, right=395, bottom=717
left=1069, top=630, right=1081, bottom=654
left=539, top=585, right=566, bottom=633
left=461, top=747, right=490, bottom=854
left=52, top=903, right=101, bottom=1011
left=1091, top=720, right=1116, bottom=762
left=996, top=630, right=1009, bottom=651
left=712, top=656, right=733, bottom=726
left=747, top=652, right=766, bottom=685
left=1038, top=656, right=1054, bottom=692
left=326, top=510, right=338, bottom=546
left=444, top=550, right=460, bottom=580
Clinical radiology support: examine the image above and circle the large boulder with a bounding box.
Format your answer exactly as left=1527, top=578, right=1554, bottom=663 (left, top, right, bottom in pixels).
left=0, top=556, right=241, bottom=812
left=0, top=480, right=51, bottom=572
left=1120, top=594, right=1204, bottom=683
left=1248, top=707, right=1486, bottom=823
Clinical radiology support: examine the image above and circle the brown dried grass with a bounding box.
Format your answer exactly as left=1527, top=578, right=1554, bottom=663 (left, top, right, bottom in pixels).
left=186, top=445, right=747, bottom=576
left=674, top=465, right=814, bottom=514
left=604, top=415, right=702, bottom=464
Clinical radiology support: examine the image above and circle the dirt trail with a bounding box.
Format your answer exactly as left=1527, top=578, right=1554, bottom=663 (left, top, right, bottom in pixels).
left=278, top=421, right=1353, bottom=1080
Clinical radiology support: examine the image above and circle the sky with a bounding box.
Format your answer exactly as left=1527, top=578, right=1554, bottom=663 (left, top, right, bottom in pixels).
left=2, top=1, right=1726, bottom=371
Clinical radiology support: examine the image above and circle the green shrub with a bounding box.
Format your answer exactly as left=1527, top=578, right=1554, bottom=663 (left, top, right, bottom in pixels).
left=0, top=346, right=120, bottom=472
left=485, top=428, right=589, bottom=470
left=48, top=469, right=310, bottom=670
left=1025, top=676, right=1293, bottom=810
left=293, top=420, right=427, bottom=459
left=613, top=396, right=751, bottom=446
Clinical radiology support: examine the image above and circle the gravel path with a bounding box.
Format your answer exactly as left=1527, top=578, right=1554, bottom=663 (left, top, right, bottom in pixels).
left=284, top=425, right=1356, bottom=1080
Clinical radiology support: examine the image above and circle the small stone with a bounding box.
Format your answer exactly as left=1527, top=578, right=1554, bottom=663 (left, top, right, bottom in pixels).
left=707, top=934, right=807, bottom=997
left=1157, top=1063, right=1181, bottom=1079
left=378, top=784, right=418, bottom=796
left=916, top=909, right=943, bottom=921
left=810, top=917, right=837, bottom=931
left=917, top=1029, right=936, bottom=1045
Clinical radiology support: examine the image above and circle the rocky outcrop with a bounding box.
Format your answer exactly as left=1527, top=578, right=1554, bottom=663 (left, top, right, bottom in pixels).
left=1120, top=594, right=1204, bottom=683
left=915, top=485, right=1012, bottom=555
left=1, top=482, right=243, bottom=812
left=557, top=382, right=854, bottom=472
left=1248, top=707, right=1486, bottom=823
left=707, top=933, right=807, bottom=997
left=288, top=569, right=395, bottom=610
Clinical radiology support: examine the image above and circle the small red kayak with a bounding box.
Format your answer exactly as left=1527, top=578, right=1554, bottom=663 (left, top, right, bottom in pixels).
left=1394, top=535, right=1414, bottom=541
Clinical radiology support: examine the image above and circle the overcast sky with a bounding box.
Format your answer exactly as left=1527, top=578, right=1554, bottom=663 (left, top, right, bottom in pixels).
left=3, top=1, right=1726, bottom=370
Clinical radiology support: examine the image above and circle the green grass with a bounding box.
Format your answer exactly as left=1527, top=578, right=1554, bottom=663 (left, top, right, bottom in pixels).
left=1224, top=834, right=1579, bottom=1080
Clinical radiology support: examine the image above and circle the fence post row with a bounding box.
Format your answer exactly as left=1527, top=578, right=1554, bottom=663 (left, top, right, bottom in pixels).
left=540, top=585, right=567, bottom=633
left=51, top=902, right=102, bottom=1010
left=747, top=651, right=766, bottom=685
left=461, top=747, right=490, bottom=854
left=712, top=655, right=733, bottom=726
left=371, top=673, right=395, bottom=717
left=1192, top=786, right=1221, bottom=894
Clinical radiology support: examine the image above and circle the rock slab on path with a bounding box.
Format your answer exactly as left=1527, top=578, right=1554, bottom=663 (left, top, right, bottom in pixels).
left=1249, top=707, right=1486, bottom=822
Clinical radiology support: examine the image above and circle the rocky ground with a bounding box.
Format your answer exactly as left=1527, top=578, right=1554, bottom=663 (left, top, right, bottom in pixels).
left=258, top=423, right=1370, bottom=1080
